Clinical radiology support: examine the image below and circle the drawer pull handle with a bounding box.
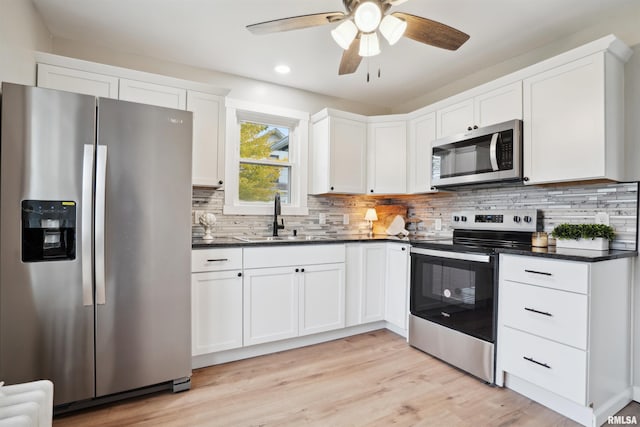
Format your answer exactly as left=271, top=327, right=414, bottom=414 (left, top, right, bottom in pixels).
left=524, top=269, right=552, bottom=276
left=206, top=258, right=229, bottom=262
left=523, top=356, right=551, bottom=369
left=524, top=307, right=553, bottom=317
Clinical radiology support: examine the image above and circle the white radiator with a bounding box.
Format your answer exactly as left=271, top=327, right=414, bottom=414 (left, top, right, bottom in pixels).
left=0, top=381, right=53, bottom=427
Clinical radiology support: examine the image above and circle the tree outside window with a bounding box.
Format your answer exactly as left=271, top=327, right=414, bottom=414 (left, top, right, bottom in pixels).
left=239, top=121, right=291, bottom=203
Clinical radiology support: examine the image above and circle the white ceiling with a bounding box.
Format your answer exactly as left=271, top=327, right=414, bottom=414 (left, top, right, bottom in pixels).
left=31, top=0, right=637, bottom=109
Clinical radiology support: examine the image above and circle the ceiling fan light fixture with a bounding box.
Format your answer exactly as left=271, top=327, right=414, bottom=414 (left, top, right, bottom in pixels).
left=354, top=1, right=382, bottom=33
left=379, top=15, right=407, bottom=45
left=331, top=19, right=358, bottom=50
left=359, top=32, right=381, bottom=57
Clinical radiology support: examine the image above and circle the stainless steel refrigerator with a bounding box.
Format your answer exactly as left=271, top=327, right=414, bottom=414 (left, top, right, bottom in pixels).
left=0, top=83, right=192, bottom=409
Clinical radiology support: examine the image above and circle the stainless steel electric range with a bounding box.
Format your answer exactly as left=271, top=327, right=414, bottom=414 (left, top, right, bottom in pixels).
left=408, top=209, right=540, bottom=383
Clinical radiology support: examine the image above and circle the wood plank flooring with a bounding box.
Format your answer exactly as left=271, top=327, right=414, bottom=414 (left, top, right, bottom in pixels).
left=54, top=330, right=639, bottom=426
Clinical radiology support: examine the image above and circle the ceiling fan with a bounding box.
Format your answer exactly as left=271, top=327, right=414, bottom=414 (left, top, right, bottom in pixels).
left=246, top=0, right=470, bottom=76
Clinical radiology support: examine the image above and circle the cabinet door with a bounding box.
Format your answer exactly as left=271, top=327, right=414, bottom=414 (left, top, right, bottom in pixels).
left=191, top=270, right=243, bottom=355
left=187, top=90, right=225, bottom=187
left=299, top=263, right=346, bottom=336
left=367, top=121, right=407, bottom=194
left=243, top=267, right=298, bottom=346
left=119, top=78, right=187, bottom=109
left=385, top=244, right=410, bottom=331
left=362, top=244, right=386, bottom=323
left=523, top=54, right=605, bottom=184
left=330, top=117, right=367, bottom=193
left=436, top=98, right=474, bottom=138
left=37, top=63, right=119, bottom=98
left=345, top=244, right=363, bottom=327
left=474, top=82, right=522, bottom=127
left=407, top=112, right=437, bottom=193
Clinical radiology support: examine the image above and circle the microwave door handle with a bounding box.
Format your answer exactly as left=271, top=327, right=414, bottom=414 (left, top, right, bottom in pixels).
left=489, top=132, right=500, bottom=171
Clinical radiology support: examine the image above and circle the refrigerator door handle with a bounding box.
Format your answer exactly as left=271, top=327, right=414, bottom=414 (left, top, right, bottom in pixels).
left=95, top=145, right=108, bottom=305
left=81, top=145, right=95, bottom=306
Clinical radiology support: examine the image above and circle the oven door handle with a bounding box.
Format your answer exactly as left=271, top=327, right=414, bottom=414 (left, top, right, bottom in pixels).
left=410, top=247, right=491, bottom=263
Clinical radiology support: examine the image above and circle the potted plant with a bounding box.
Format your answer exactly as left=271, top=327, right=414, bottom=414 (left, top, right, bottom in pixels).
left=551, top=223, right=615, bottom=250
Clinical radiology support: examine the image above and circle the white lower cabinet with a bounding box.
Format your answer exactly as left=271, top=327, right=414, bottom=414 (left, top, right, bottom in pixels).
left=243, top=266, right=298, bottom=346
left=243, top=245, right=346, bottom=346
left=345, top=242, right=410, bottom=336
left=345, top=243, right=386, bottom=327
left=384, top=243, right=410, bottom=332
left=298, top=263, right=346, bottom=336
left=496, top=254, right=633, bottom=427
left=191, top=248, right=243, bottom=355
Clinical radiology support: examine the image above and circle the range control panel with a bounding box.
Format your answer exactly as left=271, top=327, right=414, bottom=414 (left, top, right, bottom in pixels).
left=451, top=210, right=539, bottom=232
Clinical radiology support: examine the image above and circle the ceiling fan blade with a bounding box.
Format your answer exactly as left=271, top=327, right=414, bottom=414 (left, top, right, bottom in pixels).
left=247, top=12, right=346, bottom=35
left=392, top=12, right=470, bottom=50
left=385, top=0, right=411, bottom=5
left=338, top=37, right=362, bottom=75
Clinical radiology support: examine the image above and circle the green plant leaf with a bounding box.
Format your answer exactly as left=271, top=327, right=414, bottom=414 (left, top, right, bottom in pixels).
left=551, top=223, right=615, bottom=241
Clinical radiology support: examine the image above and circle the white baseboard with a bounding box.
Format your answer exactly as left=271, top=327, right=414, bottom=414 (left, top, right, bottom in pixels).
left=633, top=386, right=640, bottom=402
left=192, top=321, right=386, bottom=369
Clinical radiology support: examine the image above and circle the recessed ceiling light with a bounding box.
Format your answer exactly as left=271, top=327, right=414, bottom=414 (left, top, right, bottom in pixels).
left=274, top=65, right=291, bottom=74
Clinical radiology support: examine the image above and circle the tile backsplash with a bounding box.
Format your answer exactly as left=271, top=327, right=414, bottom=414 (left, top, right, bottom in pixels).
left=193, top=181, right=638, bottom=250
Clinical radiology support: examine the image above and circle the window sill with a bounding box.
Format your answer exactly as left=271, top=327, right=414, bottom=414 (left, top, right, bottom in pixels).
left=223, top=204, right=309, bottom=216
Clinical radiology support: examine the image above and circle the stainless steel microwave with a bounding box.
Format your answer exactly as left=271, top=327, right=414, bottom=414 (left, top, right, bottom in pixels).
left=431, top=119, right=522, bottom=189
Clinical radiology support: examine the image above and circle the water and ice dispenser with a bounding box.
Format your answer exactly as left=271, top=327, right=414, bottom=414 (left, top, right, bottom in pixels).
left=21, top=200, right=76, bottom=262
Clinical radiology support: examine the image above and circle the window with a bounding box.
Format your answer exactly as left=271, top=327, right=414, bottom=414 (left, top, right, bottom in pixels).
left=224, top=99, right=309, bottom=216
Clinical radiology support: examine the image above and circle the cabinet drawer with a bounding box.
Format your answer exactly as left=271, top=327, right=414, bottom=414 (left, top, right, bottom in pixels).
left=501, top=281, right=588, bottom=349
left=500, top=327, right=586, bottom=405
left=500, top=255, right=589, bottom=294
left=192, top=248, right=242, bottom=272
left=244, top=244, right=345, bottom=269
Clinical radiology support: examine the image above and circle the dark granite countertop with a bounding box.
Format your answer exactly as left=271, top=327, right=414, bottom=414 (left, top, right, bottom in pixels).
left=193, top=234, right=636, bottom=262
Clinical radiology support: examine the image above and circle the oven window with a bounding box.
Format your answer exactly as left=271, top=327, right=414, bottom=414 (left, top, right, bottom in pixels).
left=410, top=254, right=495, bottom=342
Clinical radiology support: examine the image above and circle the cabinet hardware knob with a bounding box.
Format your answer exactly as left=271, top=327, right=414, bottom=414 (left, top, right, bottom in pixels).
left=467, top=126, right=472, bottom=131
left=524, top=269, right=552, bottom=276
left=401, top=247, right=406, bottom=251
left=237, top=272, right=242, bottom=277
left=330, top=186, right=334, bottom=191
left=524, top=307, right=552, bottom=317
left=295, top=268, right=299, bottom=272
left=523, top=177, right=530, bottom=182
left=301, top=268, right=305, bottom=272
left=473, top=125, right=478, bottom=129
left=523, top=356, right=551, bottom=369
left=370, top=189, right=374, bottom=193
left=218, top=180, right=223, bottom=185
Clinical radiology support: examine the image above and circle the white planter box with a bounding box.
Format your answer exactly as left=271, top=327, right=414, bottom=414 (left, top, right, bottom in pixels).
left=555, top=237, right=609, bottom=251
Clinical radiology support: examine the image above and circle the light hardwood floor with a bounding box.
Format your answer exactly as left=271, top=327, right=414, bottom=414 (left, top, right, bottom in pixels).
left=54, top=330, right=639, bottom=426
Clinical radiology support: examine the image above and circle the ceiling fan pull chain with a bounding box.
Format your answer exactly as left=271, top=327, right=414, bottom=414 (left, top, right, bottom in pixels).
left=378, top=68, right=381, bottom=78
left=366, top=57, right=370, bottom=82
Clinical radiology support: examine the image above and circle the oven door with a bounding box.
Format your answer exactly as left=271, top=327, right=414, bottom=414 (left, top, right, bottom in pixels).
left=410, top=247, right=495, bottom=342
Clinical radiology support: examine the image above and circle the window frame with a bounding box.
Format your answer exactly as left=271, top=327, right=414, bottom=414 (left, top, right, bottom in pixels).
left=224, top=98, right=309, bottom=216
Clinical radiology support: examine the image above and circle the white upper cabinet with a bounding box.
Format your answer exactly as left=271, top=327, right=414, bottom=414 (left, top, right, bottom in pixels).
left=436, top=82, right=522, bottom=139
left=523, top=51, right=628, bottom=184
left=119, top=78, right=186, bottom=109
left=187, top=90, right=225, bottom=187
left=367, top=117, right=407, bottom=194
left=35, top=54, right=229, bottom=188
left=310, top=109, right=367, bottom=194
left=407, top=111, right=437, bottom=193
left=37, top=63, right=119, bottom=99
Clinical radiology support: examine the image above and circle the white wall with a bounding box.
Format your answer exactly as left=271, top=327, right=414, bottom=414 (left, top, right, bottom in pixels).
left=0, top=0, right=52, bottom=89
left=50, top=38, right=389, bottom=116
left=393, top=1, right=640, bottom=113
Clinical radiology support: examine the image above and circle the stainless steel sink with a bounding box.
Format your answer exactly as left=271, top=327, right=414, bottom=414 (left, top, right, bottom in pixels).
left=233, top=235, right=335, bottom=243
